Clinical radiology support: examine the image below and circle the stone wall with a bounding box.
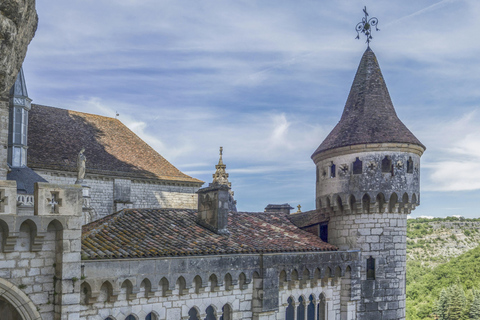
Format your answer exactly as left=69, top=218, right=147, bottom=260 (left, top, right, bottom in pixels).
left=0, top=181, right=83, bottom=320
left=80, top=251, right=359, bottom=320
left=34, top=170, right=200, bottom=219
left=328, top=213, right=407, bottom=320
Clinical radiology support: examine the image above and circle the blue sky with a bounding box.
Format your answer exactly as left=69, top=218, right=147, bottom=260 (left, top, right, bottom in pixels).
left=23, top=0, right=480, bottom=217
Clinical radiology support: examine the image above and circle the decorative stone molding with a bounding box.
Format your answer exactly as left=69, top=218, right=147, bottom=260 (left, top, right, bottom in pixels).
left=0, top=278, right=42, bottom=320
left=0, top=180, right=18, bottom=215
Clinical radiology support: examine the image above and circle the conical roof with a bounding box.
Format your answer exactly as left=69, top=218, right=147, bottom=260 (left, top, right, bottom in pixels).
left=312, top=48, right=425, bottom=158
left=10, top=67, right=29, bottom=98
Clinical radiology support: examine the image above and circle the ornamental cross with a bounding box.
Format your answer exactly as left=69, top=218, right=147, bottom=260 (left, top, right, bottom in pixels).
left=47, top=192, right=62, bottom=213
left=355, top=6, right=379, bottom=45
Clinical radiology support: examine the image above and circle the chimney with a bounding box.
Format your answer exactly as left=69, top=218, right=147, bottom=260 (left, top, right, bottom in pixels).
left=197, top=147, right=236, bottom=234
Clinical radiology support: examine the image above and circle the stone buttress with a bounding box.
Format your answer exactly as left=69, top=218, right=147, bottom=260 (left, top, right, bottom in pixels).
left=311, top=48, right=425, bottom=320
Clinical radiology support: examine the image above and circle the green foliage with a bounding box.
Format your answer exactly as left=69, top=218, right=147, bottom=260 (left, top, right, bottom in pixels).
left=471, top=290, right=480, bottom=320
left=407, top=245, right=480, bottom=320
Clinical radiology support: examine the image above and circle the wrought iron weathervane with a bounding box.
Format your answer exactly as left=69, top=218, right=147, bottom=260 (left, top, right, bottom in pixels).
left=355, top=6, right=379, bottom=45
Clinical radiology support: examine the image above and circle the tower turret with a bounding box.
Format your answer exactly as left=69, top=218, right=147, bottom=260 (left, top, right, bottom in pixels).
left=312, top=48, right=425, bottom=320
left=8, top=67, right=31, bottom=167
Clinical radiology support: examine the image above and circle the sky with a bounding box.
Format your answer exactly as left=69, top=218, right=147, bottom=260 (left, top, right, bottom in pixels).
left=22, top=0, right=480, bottom=217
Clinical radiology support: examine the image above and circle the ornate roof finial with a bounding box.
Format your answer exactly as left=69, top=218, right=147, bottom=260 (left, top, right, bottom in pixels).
left=212, top=146, right=229, bottom=186
left=355, top=6, right=379, bottom=45
left=296, top=204, right=302, bottom=213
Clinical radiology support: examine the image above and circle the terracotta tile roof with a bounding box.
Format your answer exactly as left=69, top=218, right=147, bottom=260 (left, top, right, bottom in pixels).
left=312, top=48, right=425, bottom=158
left=288, top=209, right=329, bottom=228
left=27, top=104, right=202, bottom=184
left=81, top=208, right=337, bottom=259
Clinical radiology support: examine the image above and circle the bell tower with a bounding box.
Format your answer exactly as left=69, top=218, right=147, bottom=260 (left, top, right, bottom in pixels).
left=311, top=47, right=425, bottom=320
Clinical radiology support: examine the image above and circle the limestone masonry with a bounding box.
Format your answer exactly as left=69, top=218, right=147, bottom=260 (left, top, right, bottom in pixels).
left=0, top=3, right=424, bottom=319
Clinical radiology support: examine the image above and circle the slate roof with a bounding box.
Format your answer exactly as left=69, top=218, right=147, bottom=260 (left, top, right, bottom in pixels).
left=27, top=104, right=202, bottom=184
left=7, top=166, right=48, bottom=194
left=81, top=208, right=337, bottom=259
left=312, top=48, right=425, bottom=158
left=288, top=209, right=329, bottom=228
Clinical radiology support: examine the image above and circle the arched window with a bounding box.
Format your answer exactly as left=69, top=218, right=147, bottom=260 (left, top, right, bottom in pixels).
left=362, top=194, right=370, bottom=214
left=98, top=281, right=113, bottom=302
left=307, top=295, right=315, bottom=320
left=297, top=296, right=305, bottom=320
left=205, top=305, right=217, bottom=320
left=140, top=278, right=152, bottom=298
left=376, top=193, right=385, bottom=213
left=367, top=256, right=375, bottom=280
left=381, top=156, right=392, bottom=174
left=177, top=276, right=187, bottom=295
left=286, top=297, right=295, bottom=320
left=224, top=273, right=233, bottom=291
left=193, top=275, right=202, bottom=294
left=239, top=273, right=247, bottom=290
left=353, top=157, right=362, bottom=174
left=146, top=313, right=157, bottom=320
left=160, top=277, right=169, bottom=297
left=105, top=318, right=114, bottom=320
left=407, top=157, right=413, bottom=173
left=220, top=304, right=232, bottom=320
left=330, top=163, right=336, bottom=178
left=126, top=315, right=136, bottom=320
left=80, top=282, right=92, bottom=305
left=349, top=195, right=357, bottom=214
left=188, top=308, right=200, bottom=320
left=209, top=274, right=218, bottom=292
left=388, top=193, right=398, bottom=213
left=318, top=293, right=326, bottom=320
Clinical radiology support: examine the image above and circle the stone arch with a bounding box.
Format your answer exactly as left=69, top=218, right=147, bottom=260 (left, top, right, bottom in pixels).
left=334, top=266, right=341, bottom=278
left=307, top=294, right=316, bottom=320
left=286, top=296, right=295, bottom=320
left=146, top=312, right=159, bottom=320
left=159, top=277, right=169, bottom=297
left=238, top=273, right=247, bottom=290
left=177, top=276, right=187, bottom=295
left=301, top=269, right=310, bottom=288
left=120, top=279, right=134, bottom=300
left=291, top=269, right=299, bottom=281
left=382, top=156, right=393, bottom=174
left=318, top=293, right=326, bottom=320
left=224, top=273, right=233, bottom=291
left=140, top=278, right=152, bottom=298
left=220, top=303, right=232, bottom=320
left=314, top=268, right=321, bottom=281
left=188, top=306, right=201, bottom=320
left=104, top=317, right=116, bottom=320
left=0, top=219, right=9, bottom=252
left=205, top=305, right=217, bottom=320
left=376, top=193, right=386, bottom=213
left=412, top=193, right=418, bottom=205
left=17, top=219, right=37, bottom=252
left=362, top=194, right=371, bottom=214
left=324, top=267, right=332, bottom=278
left=193, top=275, right=202, bottom=294
left=297, top=295, right=306, bottom=320
left=388, top=193, right=398, bottom=213
left=125, top=315, right=138, bottom=320
left=325, top=196, right=332, bottom=210
left=209, top=274, right=218, bottom=292
left=335, top=195, right=344, bottom=213
left=349, top=195, right=357, bottom=214
left=0, top=278, right=42, bottom=320
left=80, top=281, right=92, bottom=305
left=402, top=192, right=409, bottom=207
left=279, top=270, right=287, bottom=288
left=98, top=281, right=114, bottom=302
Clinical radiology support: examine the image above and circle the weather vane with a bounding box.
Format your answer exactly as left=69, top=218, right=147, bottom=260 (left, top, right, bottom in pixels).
left=355, top=6, right=379, bottom=45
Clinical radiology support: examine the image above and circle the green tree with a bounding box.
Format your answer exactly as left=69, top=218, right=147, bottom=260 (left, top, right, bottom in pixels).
left=446, top=284, right=466, bottom=320
left=435, top=288, right=448, bottom=320
left=471, top=290, right=480, bottom=320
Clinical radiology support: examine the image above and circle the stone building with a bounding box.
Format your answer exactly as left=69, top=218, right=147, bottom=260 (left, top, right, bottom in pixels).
left=0, top=16, right=425, bottom=319
left=5, top=69, right=203, bottom=223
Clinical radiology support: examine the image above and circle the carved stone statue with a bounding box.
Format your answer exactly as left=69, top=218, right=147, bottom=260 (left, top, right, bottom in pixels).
left=0, top=0, right=38, bottom=96
left=76, top=148, right=86, bottom=184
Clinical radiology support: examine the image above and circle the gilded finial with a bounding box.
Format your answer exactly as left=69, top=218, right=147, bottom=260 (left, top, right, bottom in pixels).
left=296, top=204, right=302, bottom=213
left=355, top=6, right=379, bottom=45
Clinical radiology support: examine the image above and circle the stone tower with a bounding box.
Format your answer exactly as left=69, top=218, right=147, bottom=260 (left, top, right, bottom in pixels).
left=311, top=47, right=425, bottom=320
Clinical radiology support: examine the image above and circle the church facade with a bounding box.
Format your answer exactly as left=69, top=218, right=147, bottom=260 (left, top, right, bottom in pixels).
left=0, top=21, right=424, bottom=320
